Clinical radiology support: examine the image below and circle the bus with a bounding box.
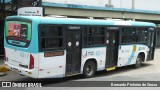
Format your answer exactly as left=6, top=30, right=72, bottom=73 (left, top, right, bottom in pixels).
left=4, top=16, right=156, bottom=78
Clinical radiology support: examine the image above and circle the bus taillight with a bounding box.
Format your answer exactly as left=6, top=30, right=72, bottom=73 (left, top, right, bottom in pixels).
left=29, top=54, right=34, bottom=69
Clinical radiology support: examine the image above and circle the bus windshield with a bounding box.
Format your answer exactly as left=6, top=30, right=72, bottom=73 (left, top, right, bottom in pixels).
left=5, top=21, right=31, bottom=47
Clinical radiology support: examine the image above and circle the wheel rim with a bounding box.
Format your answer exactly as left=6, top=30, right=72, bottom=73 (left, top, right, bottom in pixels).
left=86, top=65, right=93, bottom=75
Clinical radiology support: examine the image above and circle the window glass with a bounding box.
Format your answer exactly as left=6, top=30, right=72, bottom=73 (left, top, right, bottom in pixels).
left=136, top=28, right=148, bottom=43
left=88, top=27, right=105, bottom=45
left=6, top=22, right=31, bottom=41
left=122, top=27, right=148, bottom=44
left=40, top=26, right=63, bottom=49
left=122, top=28, right=135, bottom=43
left=5, top=21, right=31, bottom=47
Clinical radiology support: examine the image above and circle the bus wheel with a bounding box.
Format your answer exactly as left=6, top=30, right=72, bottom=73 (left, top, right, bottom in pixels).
left=83, top=61, right=96, bottom=78
left=134, top=55, right=142, bottom=68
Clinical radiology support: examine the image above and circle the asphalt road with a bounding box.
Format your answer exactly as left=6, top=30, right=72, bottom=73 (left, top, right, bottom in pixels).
left=0, top=48, right=160, bottom=89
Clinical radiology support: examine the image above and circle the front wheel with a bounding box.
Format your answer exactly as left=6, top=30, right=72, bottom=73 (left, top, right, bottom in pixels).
left=134, top=55, right=142, bottom=68
left=83, top=61, right=96, bottom=78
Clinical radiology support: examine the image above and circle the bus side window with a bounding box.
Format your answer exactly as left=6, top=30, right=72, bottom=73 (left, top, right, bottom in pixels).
left=122, top=27, right=148, bottom=44
left=121, top=27, right=135, bottom=44
left=87, top=27, right=105, bottom=46
left=40, top=25, right=63, bottom=50
left=135, top=28, right=148, bottom=43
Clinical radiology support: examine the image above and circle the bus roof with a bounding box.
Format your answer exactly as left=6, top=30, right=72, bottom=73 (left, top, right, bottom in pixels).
left=6, top=16, right=156, bottom=27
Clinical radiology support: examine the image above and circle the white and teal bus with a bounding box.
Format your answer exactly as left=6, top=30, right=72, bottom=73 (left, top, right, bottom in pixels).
left=4, top=16, right=156, bottom=78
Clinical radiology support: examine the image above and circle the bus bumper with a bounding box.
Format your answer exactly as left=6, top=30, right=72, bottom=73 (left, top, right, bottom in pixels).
left=5, top=62, right=39, bottom=78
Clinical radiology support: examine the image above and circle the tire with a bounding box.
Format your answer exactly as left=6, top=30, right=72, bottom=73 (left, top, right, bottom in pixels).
left=134, top=55, right=142, bottom=68
left=83, top=61, right=96, bottom=78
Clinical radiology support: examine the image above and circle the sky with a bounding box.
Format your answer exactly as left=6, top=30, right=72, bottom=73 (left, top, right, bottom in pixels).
left=43, top=0, right=160, bottom=11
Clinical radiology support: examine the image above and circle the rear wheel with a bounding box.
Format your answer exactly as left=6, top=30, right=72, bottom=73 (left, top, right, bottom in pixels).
left=134, top=55, right=142, bottom=68
left=83, top=61, right=96, bottom=78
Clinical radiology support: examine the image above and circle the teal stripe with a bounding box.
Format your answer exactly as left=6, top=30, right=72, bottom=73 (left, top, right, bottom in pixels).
left=127, top=51, right=135, bottom=65
left=6, top=16, right=155, bottom=27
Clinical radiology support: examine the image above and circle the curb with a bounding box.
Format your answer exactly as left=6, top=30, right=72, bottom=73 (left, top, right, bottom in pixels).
left=0, top=64, right=10, bottom=72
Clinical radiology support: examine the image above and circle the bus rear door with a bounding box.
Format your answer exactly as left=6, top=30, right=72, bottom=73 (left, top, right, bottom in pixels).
left=105, top=28, right=119, bottom=67
left=148, top=28, right=156, bottom=60
left=65, top=27, right=82, bottom=76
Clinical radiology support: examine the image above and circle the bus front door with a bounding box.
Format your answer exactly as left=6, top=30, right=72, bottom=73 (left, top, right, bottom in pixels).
left=148, top=30, right=155, bottom=60
left=66, top=30, right=82, bottom=76
left=105, top=30, right=119, bottom=67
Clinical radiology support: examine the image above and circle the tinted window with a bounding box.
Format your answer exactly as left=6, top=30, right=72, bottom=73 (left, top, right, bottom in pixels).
left=88, top=27, right=105, bottom=45
left=122, top=27, right=135, bottom=43
left=135, top=28, right=148, bottom=43
left=40, top=26, right=63, bottom=50
left=121, top=27, right=148, bottom=44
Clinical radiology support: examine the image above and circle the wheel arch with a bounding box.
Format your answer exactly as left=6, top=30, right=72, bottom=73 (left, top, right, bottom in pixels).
left=83, top=58, right=98, bottom=71
left=138, top=52, right=145, bottom=62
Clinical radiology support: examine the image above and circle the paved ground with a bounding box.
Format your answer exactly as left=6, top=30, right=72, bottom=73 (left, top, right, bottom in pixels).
left=0, top=48, right=160, bottom=89
left=0, top=59, right=3, bottom=65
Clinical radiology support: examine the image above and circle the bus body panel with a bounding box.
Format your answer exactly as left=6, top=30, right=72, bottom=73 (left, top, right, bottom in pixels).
left=5, top=47, right=30, bottom=67
left=81, top=47, right=106, bottom=72
left=117, top=44, right=149, bottom=67
left=5, top=47, right=39, bottom=78
left=5, top=62, right=39, bottom=78
left=38, top=51, right=66, bottom=78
